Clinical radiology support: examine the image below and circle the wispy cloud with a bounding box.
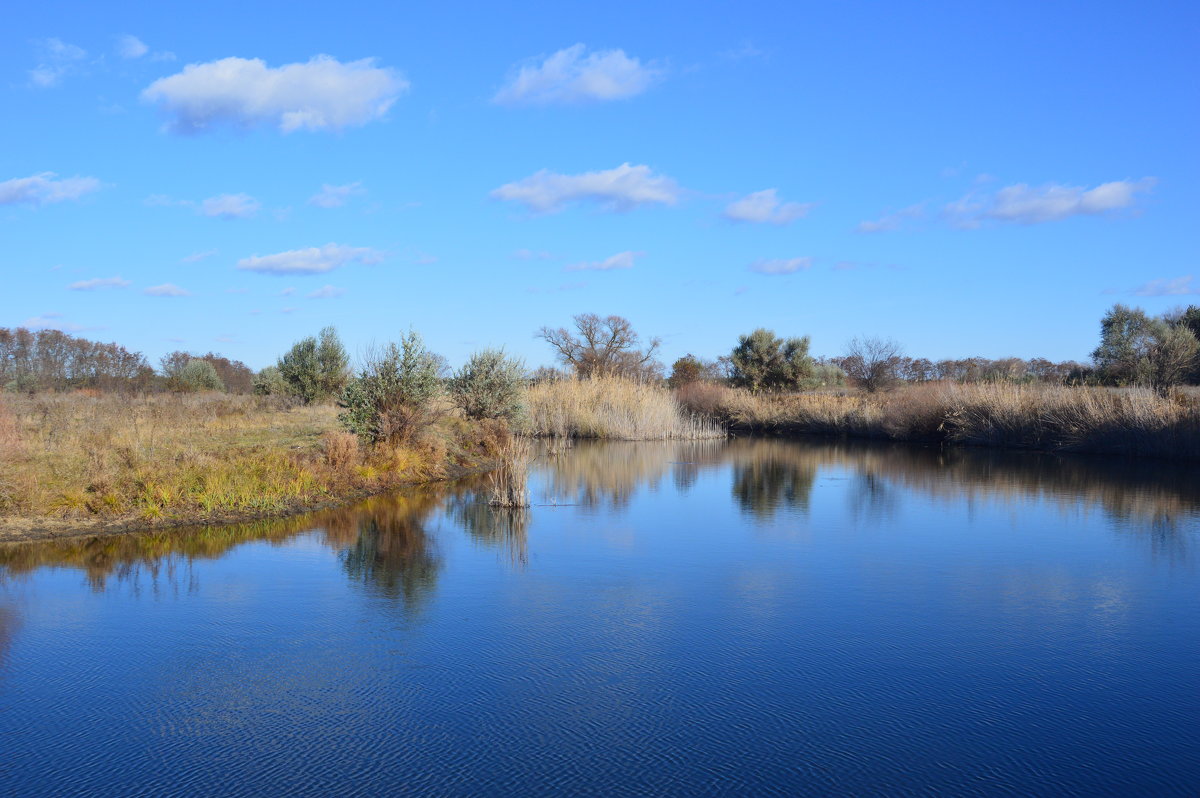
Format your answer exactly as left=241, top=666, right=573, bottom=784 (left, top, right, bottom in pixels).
left=1134, top=275, right=1199, bottom=297
left=723, top=189, right=813, bottom=225
left=68, top=276, right=131, bottom=291
left=144, top=283, right=191, bottom=297
left=237, top=243, right=383, bottom=275
left=565, top=250, right=644, bottom=272
left=182, top=249, right=217, bottom=263
left=22, top=312, right=85, bottom=332
left=856, top=204, right=925, bottom=233
left=719, top=40, right=768, bottom=61
left=307, top=285, right=345, bottom=298
left=199, top=193, right=260, bottom=219
left=0, top=172, right=101, bottom=206
left=142, top=55, right=408, bottom=134
left=513, top=248, right=553, bottom=260
left=945, top=179, right=1154, bottom=228
left=308, top=181, right=365, bottom=208
left=115, top=34, right=148, bottom=59
left=494, top=44, right=662, bottom=106
left=492, top=163, right=681, bottom=213
left=29, top=38, right=86, bottom=88
left=749, top=257, right=813, bottom=275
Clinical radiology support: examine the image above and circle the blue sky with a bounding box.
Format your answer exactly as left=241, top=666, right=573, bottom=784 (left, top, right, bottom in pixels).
left=2, top=0, right=1197, bottom=370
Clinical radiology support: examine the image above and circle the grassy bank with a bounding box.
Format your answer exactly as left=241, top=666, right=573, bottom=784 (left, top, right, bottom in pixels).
left=527, top=376, right=724, bottom=440
left=678, top=382, right=1200, bottom=460
left=0, top=392, right=506, bottom=540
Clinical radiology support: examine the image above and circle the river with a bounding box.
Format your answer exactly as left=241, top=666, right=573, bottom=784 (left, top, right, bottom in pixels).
left=2, top=439, right=1198, bottom=795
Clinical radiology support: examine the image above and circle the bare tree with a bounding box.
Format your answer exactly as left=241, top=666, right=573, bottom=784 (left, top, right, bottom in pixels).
left=840, top=336, right=905, bottom=393
left=537, top=314, right=662, bottom=380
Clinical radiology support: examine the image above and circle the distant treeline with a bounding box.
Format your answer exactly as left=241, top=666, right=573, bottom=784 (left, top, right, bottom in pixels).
left=4, top=300, right=1198, bottom=397
left=0, top=326, right=253, bottom=394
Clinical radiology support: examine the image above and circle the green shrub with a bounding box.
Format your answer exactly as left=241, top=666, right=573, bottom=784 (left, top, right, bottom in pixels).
left=449, top=349, right=526, bottom=423
left=278, top=327, right=351, bottom=403
left=729, top=329, right=813, bottom=392
left=338, top=331, right=442, bottom=445
left=178, top=359, right=224, bottom=392
left=252, top=366, right=287, bottom=396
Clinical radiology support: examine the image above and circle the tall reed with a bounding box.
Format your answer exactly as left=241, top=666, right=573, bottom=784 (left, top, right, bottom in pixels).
left=677, top=381, right=1200, bottom=460
left=527, top=376, right=724, bottom=440
left=489, top=437, right=532, bottom=507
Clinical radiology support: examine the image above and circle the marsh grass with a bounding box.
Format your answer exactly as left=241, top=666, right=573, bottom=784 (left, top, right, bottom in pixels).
left=0, top=392, right=495, bottom=530
left=678, top=381, right=1199, bottom=459
left=527, top=377, right=724, bottom=440
left=489, top=437, right=532, bottom=508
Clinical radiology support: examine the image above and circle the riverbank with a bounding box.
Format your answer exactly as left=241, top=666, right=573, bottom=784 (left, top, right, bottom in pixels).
left=0, top=392, right=506, bottom=543
left=678, top=381, right=1200, bottom=460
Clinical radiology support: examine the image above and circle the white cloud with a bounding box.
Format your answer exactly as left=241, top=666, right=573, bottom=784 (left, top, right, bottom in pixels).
left=69, top=276, right=131, bottom=291
left=856, top=204, right=925, bottom=233
left=492, top=163, right=681, bottom=213
left=280, top=287, right=296, bottom=296
left=308, top=181, right=365, bottom=208
left=29, top=38, right=86, bottom=88
left=1134, top=276, right=1199, bottom=297
left=141, top=55, right=408, bottom=134
left=182, top=249, right=217, bottom=263
left=749, top=257, right=813, bottom=275
left=144, top=283, right=191, bottom=297
left=566, top=250, right=644, bottom=272
left=723, top=189, right=813, bottom=225
left=307, top=285, right=345, bottom=298
left=0, top=173, right=101, bottom=206
left=199, top=193, right=260, bottom=219
left=236, top=243, right=383, bottom=275
left=493, top=44, right=661, bottom=106
left=116, top=34, right=148, bottom=59
left=22, top=313, right=85, bottom=332
left=945, top=179, right=1154, bottom=227
left=720, top=41, right=768, bottom=61
left=513, top=248, right=553, bottom=260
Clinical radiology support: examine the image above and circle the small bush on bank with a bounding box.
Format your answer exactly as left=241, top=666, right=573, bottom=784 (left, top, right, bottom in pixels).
left=449, top=349, right=526, bottom=424
left=339, top=331, right=443, bottom=446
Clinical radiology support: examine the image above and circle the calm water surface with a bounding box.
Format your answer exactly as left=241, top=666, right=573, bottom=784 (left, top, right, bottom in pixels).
left=2, top=439, right=1199, bottom=796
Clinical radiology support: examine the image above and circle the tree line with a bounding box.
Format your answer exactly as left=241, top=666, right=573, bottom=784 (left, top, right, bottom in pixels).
left=4, top=301, right=1197, bottom=399
left=532, top=306, right=1200, bottom=395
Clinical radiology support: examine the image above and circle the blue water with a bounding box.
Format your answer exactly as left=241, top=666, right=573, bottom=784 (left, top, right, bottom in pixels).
left=1, top=439, right=1198, bottom=796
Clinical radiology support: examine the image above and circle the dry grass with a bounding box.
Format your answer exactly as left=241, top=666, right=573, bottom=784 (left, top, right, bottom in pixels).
left=527, top=376, right=724, bottom=440
left=0, top=392, right=499, bottom=532
left=678, top=381, right=1200, bottom=460
left=489, top=437, right=532, bottom=507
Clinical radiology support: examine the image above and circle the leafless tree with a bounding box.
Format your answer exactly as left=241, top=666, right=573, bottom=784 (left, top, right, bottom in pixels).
left=840, top=336, right=905, bottom=393
left=537, top=314, right=662, bottom=380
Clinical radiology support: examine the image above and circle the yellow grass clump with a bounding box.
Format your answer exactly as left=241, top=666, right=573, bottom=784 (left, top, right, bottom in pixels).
left=526, top=376, right=725, bottom=440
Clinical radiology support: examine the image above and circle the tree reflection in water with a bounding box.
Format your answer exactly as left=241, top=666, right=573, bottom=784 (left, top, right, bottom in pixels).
left=729, top=448, right=818, bottom=521
left=2, top=437, right=1199, bottom=590
left=338, top=492, right=446, bottom=614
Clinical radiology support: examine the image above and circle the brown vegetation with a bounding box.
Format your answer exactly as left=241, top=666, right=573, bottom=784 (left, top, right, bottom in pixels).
left=677, top=381, right=1200, bottom=460
left=527, top=376, right=724, bottom=440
